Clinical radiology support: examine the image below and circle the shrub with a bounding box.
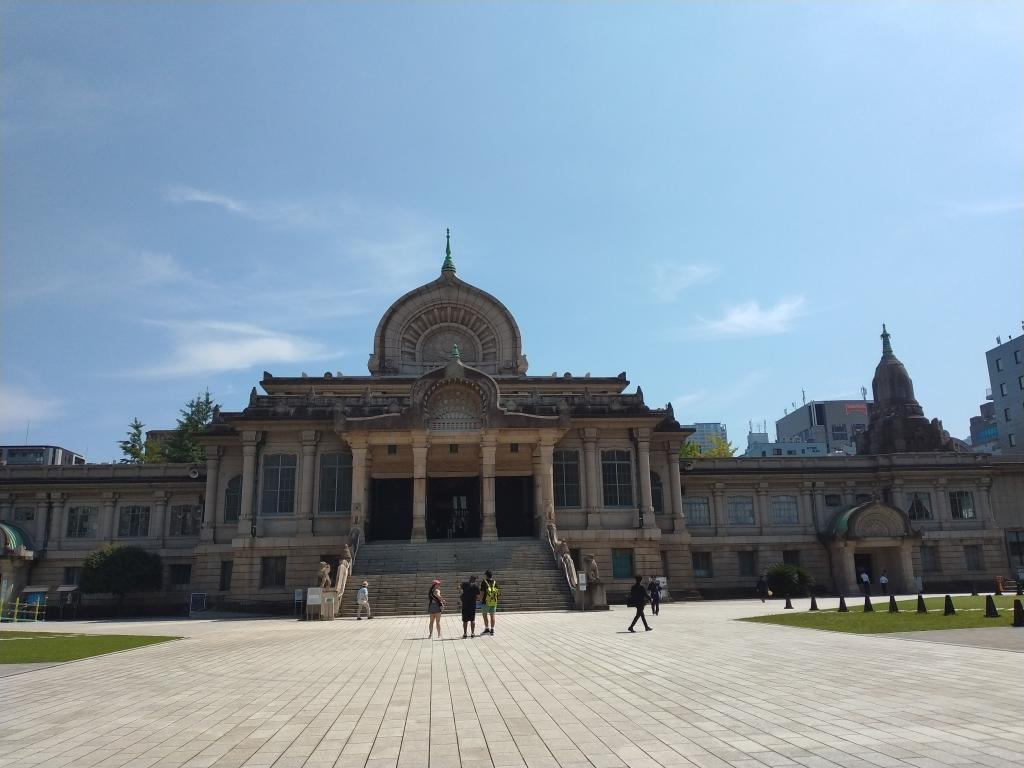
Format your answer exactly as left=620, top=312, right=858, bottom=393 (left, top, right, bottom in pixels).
left=80, top=545, right=163, bottom=607
left=766, top=562, right=813, bottom=599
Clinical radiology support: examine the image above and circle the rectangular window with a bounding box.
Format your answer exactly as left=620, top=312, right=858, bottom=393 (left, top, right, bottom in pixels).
left=169, top=564, right=192, bottom=586
left=1005, top=408, right=1012, bottom=422
left=449, top=444, right=459, bottom=455
left=65, top=506, right=98, bottom=538
left=224, top=475, right=242, bottom=522
left=260, top=556, right=287, bottom=588
left=509, top=443, right=519, bottom=453
left=830, top=424, right=848, bottom=441
left=63, top=566, right=81, bottom=586
left=692, top=552, right=713, bottom=578
left=1010, top=434, right=1018, bottom=448
left=601, top=450, right=634, bottom=507
left=726, top=496, right=755, bottom=526
left=261, top=454, right=297, bottom=516
left=922, top=545, right=941, bottom=573
left=117, top=505, right=151, bottom=537
left=738, top=550, right=757, bottom=577
left=660, top=550, right=670, bottom=578
left=1000, top=383, right=1009, bottom=397
left=682, top=496, right=711, bottom=526
left=219, top=560, right=233, bottom=591
left=824, top=494, right=842, bottom=508
left=782, top=550, right=801, bottom=566
left=769, top=496, right=799, bottom=525
left=906, top=492, right=933, bottom=521
left=386, top=444, right=397, bottom=456
left=948, top=491, right=976, bottom=520
left=169, top=505, right=202, bottom=536
left=611, top=548, right=634, bottom=579
left=13, top=506, right=34, bottom=522
left=318, top=453, right=352, bottom=514
left=1019, top=374, right=1024, bottom=389
left=963, top=545, right=983, bottom=571
left=996, top=358, right=1004, bottom=372
left=553, top=450, right=581, bottom=508
left=1016, top=349, right=1022, bottom=364
left=1007, top=530, right=1024, bottom=567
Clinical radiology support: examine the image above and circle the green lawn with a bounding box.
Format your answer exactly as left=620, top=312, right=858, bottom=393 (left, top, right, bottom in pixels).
left=739, top=595, right=1022, bottom=634
left=0, top=630, right=177, bottom=663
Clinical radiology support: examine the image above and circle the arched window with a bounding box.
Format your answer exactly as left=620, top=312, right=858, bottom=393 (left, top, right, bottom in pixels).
left=651, top=472, right=664, bottom=514
left=224, top=475, right=242, bottom=522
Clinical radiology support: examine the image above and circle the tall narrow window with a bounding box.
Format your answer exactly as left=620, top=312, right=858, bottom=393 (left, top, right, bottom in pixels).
left=906, top=492, right=933, bottom=521
left=727, top=496, right=755, bottom=525
left=169, top=505, right=202, bottom=536
left=553, top=450, right=581, bottom=508
left=260, top=556, right=287, bottom=588
left=921, top=545, right=941, bottom=573
left=66, top=506, right=98, bottom=538
left=692, top=552, right=713, bottom=577
left=963, top=545, right=983, bottom=571
left=601, top=450, right=633, bottom=507
left=318, top=453, right=353, bottom=514
left=682, top=496, right=710, bottom=526
left=769, top=496, right=798, bottom=525
left=261, top=454, right=297, bottom=516
left=737, top=551, right=757, bottom=577
left=219, top=560, right=233, bottom=592
left=117, top=505, right=151, bottom=537
left=650, top=472, right=664, bottom=514
left=224, top=475, right=242, bottom=522
left=611, top=549, right=635, bottom=579
left=948, top=491, right=976, bottom=520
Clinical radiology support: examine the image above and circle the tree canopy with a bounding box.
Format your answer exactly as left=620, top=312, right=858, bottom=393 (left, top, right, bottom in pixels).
left=680, top=436, right=737, bottom=458
left=80, top=545, right=163, bottom=598
left=120, top=390, right=218, bottom=464
left=118, top=418, right=165, bottom=464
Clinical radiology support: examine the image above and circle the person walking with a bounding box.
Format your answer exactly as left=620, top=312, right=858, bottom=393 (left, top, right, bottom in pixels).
left=480, top=570, right=500, bottom=636
left=460, top=575, right=481, bottom=638
left=879, top=570, right=889, bottom=596
left=627, top=576, right=652, bottom=632
left=427, top=579, right=446, bottom=639
left=355, top=580, right=373, bottom=620
left=647, top=577, right=662, bottom=616
left=755, top=572, right=769, bottom=603
left=859, top=569, right=871, bottom=596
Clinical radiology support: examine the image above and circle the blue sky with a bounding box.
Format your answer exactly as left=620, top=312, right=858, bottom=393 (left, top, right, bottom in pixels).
left=2, top=2, right=1022, bottom=460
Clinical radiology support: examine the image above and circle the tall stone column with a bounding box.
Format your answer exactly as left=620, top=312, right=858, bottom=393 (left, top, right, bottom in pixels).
left=583, top=428, right=601, bottom=528
left=843, top=481, right=857, bottom=507
left=412, top=438, right=428, bottom=542
left=532, top=447, right=544, bottom=529
left=349, top=440, right=369, bottom=536
left=799, top=482, right=814, bottom=532
left=0, top=494, right=11, bottom=523
left=201, top=446, right=221, bottom=542
left=754, top=483, right=769, bottom=533
left=836, top=543, right=856, bottom=595
left=481, top=438, right=497, bottom=542
left=934, top=478, right=948, bottom=529
left=50, top=493, right=67, bottom=550
left=34, top=493, right=49, bottom=550
left=890, top=479, right=905, bottom=515
left=899, top=542, right=918, bottom=593
left=539, top=437, right=555, bottom=536
left=976, top=478, right=994, bottom=524
left=298, top=430, right=319, bottom=535
left=813, top=486, right=827, bottom=530
left=152, top=491, right=169, bottom=547
left=667, top=446, right=684, bottom=533
left=237, top=431, right=261, bottom=536
left=637, top=430, right=656, bottom=529
left=101, top=491, right=118, bottom=542
left=712, top=484, right=725, bottom=536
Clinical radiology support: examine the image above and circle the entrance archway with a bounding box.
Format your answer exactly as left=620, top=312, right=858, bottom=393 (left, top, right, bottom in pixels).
left=427, top=476, right=480, bottom=539
left=370, top=478, right=413, bottom=541
left=495, top=476, right=534, bottom=537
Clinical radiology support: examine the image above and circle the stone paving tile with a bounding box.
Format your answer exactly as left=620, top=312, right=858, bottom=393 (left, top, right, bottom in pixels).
left=1, top=599, right=1022, bottom=767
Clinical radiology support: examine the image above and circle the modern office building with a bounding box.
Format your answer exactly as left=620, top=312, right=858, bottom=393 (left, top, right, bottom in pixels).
left=741, top=431, right=826, bottom=458
left=684, top=423, right=728, bottom=454
left=0, top=445, right=86, bottom=467
left=969, top=400, right=1000, bottom=454
left=776, top=400, right=871, bottom=455
left=986, top=333, right=1024, bottom=455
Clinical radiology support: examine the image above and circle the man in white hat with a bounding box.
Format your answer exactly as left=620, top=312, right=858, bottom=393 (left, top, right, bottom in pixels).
left=355, top=580, right=373, bottom=620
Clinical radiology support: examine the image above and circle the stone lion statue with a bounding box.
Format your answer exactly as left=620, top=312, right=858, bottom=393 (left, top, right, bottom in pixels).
left=317, top=561, right=332, bottom=589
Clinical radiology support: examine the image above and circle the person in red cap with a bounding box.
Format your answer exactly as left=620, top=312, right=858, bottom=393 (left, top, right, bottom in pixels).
left=427, top=579, right=446, bottom=639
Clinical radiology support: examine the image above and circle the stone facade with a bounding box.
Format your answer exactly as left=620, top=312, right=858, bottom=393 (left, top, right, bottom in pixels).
left=3, top=249, right=1024, bottom=609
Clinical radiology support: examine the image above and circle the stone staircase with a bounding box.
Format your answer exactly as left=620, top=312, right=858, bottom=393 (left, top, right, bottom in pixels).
left=341, top=538, right=574, bottom=617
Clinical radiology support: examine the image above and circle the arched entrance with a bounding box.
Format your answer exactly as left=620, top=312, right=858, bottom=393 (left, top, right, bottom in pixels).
left=823, top=501, right=920, bottom=595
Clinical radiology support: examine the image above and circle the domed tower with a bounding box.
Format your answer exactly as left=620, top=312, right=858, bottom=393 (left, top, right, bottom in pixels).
left=856, top=325, right=958, bottom=454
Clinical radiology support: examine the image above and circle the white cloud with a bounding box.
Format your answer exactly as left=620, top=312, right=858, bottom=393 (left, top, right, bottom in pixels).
left=652, top=263, right=716, bottom=303
left=672, top=391, right=706, bottom=410
left=134, top=321, right=336, bottom=378
left=163, top=185, right=318, bottom=228
left=950, top=199, right=1024, bottom=217
left=0, top=385, right=64, bottom=431
left=695, top=296, right=807, bottom=337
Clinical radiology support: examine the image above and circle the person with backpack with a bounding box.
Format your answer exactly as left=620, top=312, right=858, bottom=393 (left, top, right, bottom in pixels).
left=355, top=580, right=373, bottom=620
left=647, top=577, right=662, bottom=616
left=460, top=575, right=481, bottom=639
left=627, top=575, right=652, bottom=632
left=480, top=570, right=500, bottom=636
left=427, top=579, right=446, bottom=639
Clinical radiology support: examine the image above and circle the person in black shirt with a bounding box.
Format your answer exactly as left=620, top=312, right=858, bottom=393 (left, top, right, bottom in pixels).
left=460, top=575, right=481, bottom=638
left=628, top=575, right=652, bottom=632
left=647, top=577, right=662, bottom=616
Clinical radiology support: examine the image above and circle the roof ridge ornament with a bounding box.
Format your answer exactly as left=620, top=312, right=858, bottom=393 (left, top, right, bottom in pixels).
left=441, top=228, right=456, bottom=274
left=881, top=323, right=893, bottom=357
left=451, top=343, right=461, bottom=360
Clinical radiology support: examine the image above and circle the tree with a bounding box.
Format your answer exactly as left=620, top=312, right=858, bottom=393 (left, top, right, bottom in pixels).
left=765, top=562, right=814, bottom=599
left=80, top=545, right=163, bottom=609
left=118, top=418, right=165, bottom=464
left=162, top=389, right=218, bottom=464
left=679, top=436, right=737, bottom=458
left=680, top=441, right=702, bottom=458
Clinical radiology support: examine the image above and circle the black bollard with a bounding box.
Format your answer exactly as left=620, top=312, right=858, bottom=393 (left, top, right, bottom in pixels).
left=984, top=595, right=1000, bottom=618
left=809, top=595, right=819, bottom=611
left=1014, top=599, right=1024, bottom=628
left=916, top=593, right=928, bottom=614
left=1018, top=582, right=1023, bottom=596
left=889, top=595, right=899, bottom=613
left=863, top=595, right=873, bottom=612
left=838, top=595, right=849, bottom=613
left=943, top=594, right=956, bottom=616
left=971, top=583, right=979, bottom=597
left=784, top=597, right=794, bottom=609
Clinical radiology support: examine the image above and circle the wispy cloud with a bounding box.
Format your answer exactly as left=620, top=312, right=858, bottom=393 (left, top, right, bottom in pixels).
left=133, top=321, right=336, bottom=378
left=652, top=263, right=716, bottom=303
left=163, top=185, right=323, bottom=228
left=0, top=385, right=64, bottom=431
left=948, top=199, right=1024, bottom=217
left=694, top=296, right=807, bottom=338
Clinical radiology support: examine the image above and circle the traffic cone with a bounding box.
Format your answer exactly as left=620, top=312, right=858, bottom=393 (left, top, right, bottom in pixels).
left=943, top=594, right=956, bottom=616
left=809, top=595, right=819, bottom=611
left=838, top=596, right=849, bottom=613
left=888, top=595, right=899, bottom=613
left=784, top=597, right=794, bottom=609
left=985, top=595, right=1000, bottom=618
left=863, top=595, right=873, bottom=612
left=916, top=593, right=928, bottom=613
left=1013, top=599, right=1024, bottom=628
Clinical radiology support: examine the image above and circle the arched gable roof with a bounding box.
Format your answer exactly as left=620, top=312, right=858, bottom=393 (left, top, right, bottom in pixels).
left=1, top=521, right=33, bottom=553
left=825, top=501, right=916, bottom=541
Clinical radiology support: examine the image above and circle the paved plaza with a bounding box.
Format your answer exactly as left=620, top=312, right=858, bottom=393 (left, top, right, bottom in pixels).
left=2, top=598, right=1023, bottom=768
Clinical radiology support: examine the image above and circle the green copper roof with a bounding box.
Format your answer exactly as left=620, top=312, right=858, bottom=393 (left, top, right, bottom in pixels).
left=827, top=503, right=870, bottom=538
left=881, top=323, right=893, bottom=357
left=441, top=228, right=456, bottom=273
left=0, top=521, right=30, bottom=551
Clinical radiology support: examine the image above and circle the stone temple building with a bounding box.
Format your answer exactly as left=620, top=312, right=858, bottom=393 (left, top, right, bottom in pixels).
left=3, top=239, right=1024, bottom=612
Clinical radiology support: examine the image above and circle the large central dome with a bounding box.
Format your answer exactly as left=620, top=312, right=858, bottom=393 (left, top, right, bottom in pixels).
left=367, top=231, right=528, bottom=377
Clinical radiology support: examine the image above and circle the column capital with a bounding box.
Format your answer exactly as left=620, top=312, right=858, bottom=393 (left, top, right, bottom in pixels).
left=204, top=445, right=222, bottom=461
left=152, top=490, right=170, bottom=504
left=583, top=426, right=599, bottom=442
left=300, top=430, right=320, bottom=447
left=240, top=430, right=263, bottom=446
left=347, top=434, right=369, bottom=451
left=101, top=491, right=119, bottom=503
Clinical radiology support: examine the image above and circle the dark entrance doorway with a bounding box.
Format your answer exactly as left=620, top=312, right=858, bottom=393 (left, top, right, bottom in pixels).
left=496, top=476, right=534, bottom=537
left=427, top=476, right=480, bottom=539
left=370, top=478, right=413, bottom=541
left=854, top=553, right=874, bottom=591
